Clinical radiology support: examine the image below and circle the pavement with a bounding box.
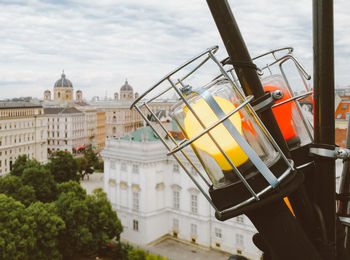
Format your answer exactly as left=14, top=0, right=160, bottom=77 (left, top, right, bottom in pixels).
left=80, top=172, right=104, bottom=194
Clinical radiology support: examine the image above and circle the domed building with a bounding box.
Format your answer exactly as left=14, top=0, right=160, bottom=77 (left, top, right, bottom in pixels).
left=119, top=79, right=134, bottom=101
left=53, top=71, right=74, bottom=102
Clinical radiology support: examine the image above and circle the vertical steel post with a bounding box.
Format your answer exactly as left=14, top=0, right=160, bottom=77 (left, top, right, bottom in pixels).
left=312, top=0, right=336, bottom=258
left=206, top=0, right=321, bottom=259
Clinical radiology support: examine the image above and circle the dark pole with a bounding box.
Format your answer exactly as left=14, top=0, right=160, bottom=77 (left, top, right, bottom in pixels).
left=206, top=0, right=321, bottom=259
left=312, top=0, right=336, bottom=259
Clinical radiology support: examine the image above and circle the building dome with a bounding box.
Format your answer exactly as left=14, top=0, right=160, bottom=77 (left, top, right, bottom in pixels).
left=44, top=90, right=51, bottom=93
left=120, top=79, right=133, bottom=92
left=54, top=71, right=73, bottom=88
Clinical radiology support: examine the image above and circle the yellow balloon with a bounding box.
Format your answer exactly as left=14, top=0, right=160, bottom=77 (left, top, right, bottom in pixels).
left=184, top=96, right=248, bottom=170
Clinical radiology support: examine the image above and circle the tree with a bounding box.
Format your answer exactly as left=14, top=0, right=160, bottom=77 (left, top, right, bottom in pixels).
left=0, top=194, right=36, bottom=260
left=55, top=188, right=123, bottom=258
left=0, top=175, right=36, bottom=206
left=21, top=166, right=58, bottom=203
left=47, top=151, right=79, bottom=183
left=76, top=157, right=89, bottom=180
left=84, top=188, right=123, bottom=253
left=10, top=155, right=41, bottom=177
left=26, top=202, right=65, bottom=260
left=83, top=146, right=99, bottom=178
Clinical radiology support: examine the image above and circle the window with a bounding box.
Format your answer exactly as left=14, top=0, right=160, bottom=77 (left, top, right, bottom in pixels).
left=132, top=164, right=139, bottom=173
left=110, top=161, right=116, bottom=170
left=191, top=224, right=197, bottom=237
left=132, top=192, right=139, bottom=211
left=133, top=220, right=139, bottom=231
left=191, top=194, right=198, bottom=214
left=236, top=234, right=244, bottom=247
left=173, top=163, right=179, bottom=173
left=236, top=215, right=244, bottom=224
left=120, top=163, right=127, bottom=171
left=173, top=190, right=180, bottom=210
left=215, top=228, right=222, bottom=239
left=337, top=113, right=343, bottom=119
left=342, top=104, right=348, bottom=110
left=173, top=218, right=179, bottom=231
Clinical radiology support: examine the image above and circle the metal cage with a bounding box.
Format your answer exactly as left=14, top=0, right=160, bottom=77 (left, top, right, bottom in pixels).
left=130, top=46, right=296, bottom=219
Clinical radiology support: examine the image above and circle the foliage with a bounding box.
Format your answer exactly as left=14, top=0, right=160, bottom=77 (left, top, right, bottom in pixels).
left=47, top=151, right=79, bottom=183
left=0, top=175, right=36, bottom=206
left=0, top=194, right=36, bottom=260
left=10, top=155, right=41, bottom=177
left=22, top=166, right=58, bottom=203
left=55, top=187, right=123, bottom=258
left=26, top=202, right=65, bottom=260
left=57, top=180, right=87, bottom=199
left=103, top=242, right=168, bottom=260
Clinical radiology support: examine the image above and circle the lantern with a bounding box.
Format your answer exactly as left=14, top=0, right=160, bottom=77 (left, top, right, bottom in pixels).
left=131, top=46, right=295, bottom=218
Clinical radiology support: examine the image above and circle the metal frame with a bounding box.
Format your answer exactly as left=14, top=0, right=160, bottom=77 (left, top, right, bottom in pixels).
left=131, top=46, right=295, bottom=217
left=221, top=47, right=314, bottom=141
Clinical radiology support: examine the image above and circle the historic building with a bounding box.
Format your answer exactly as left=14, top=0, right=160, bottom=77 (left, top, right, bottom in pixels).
left=102, top=126, right=261, bottom=259
left=44, top=107, right=85, bottom=154
left=43, top=71, right=83, bottom=103
left=90, top=80, right=175, bottom=138
left=0, top=102, right=47, bottom=175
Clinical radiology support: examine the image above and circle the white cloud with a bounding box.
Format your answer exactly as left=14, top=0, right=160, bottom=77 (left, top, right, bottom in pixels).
left=0, top=0, right=348, bottom=100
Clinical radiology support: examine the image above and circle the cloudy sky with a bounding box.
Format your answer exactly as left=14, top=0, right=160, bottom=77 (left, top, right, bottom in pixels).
left=0, top=0, right=349, bottom=100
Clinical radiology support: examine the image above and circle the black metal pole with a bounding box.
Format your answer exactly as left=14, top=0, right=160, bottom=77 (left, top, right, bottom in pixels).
left=312, top=0, right=336, bottom=259
left=206, top=0, right=321, bottom=259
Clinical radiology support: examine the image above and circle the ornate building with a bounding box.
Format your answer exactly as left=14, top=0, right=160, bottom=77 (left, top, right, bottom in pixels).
left=0, top=102, right=48, bottom=175
left=44, top=71, right=83, bottom=103
left=90, top=79, right=175, bottom=138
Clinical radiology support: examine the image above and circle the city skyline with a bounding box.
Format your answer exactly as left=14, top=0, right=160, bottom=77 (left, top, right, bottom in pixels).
left=0, top=0, right=349, bottom=100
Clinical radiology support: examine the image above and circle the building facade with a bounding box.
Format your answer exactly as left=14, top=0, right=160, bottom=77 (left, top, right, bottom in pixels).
left=102, top=127, right=261, bottom=259
left=90, top=80, right=175, bottom=138
left=44, top=107, right=85, bottom=154
left=0, top=102, right=47, bottom=175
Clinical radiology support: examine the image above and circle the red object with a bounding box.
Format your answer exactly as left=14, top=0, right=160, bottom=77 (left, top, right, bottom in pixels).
left=264, top=85, right=296, bottom=141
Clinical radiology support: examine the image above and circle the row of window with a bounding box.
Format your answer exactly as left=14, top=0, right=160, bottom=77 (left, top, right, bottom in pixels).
left=172, top=218, right=244, bottom=246
left=0, top=109, right=42, bottom=117
left=0, top=133, right=38, bottom=146
left=110, top=161, right=139, bottom=173
left=173, top=190, right=198, bottom=214
left=0, top=120, right=37, bottom=130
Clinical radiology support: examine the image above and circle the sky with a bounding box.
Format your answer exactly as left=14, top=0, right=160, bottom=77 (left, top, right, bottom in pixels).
left=0, top=0, right=349, bottom=100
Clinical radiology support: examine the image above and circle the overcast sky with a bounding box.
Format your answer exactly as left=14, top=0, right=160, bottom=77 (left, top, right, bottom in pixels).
left=0, top=0, right=349, bottom=100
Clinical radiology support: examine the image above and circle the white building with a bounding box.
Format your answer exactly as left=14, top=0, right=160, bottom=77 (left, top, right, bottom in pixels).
left=0, top=102, right=47, bottom=175
left=102, top=126, right=261, bottom=259
left=44, top=107, right=85, bottom=153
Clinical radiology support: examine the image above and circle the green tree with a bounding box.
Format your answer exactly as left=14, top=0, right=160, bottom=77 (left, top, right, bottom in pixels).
left=0, top=175, right=36, bottom=206
left=55, top=188, right=123, bottom=258
left=22, top=166, right=58, bottom=203
left=47, top=151, right=79, bottom=183
left=26, top=202, right=65, bottom=260
left=76, top=157, right=89, bottom=180
left=84, top=188, right=123, bottom=253
left=0, top=194, right=36, bottom=260
left=10, top=155, right=41, bottom=177
left=57, top=180, right=87, bottom=199
left=128, top=248, right=147, bottom=260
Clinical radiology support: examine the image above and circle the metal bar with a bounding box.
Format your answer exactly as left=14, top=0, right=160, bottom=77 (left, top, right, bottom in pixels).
left=143, top=103, right=211, bottom=187
left=312, top=0, right=336, bottom=258
left=206, top=1, right=322, bottom=259
left=134, top=105, right=220, bottom=212
left=339, top=118, right=350, bottom=255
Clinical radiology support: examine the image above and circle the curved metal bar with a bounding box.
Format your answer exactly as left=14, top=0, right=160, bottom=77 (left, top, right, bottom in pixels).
left=130, top=46, right=219, bottom=109
left=272, top=91, right=313, bottom=108
left=252, top=47, right=294, bottom=61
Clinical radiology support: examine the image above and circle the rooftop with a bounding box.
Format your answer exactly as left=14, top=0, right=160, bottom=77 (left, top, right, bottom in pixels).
left=44, top=107, right=83, bottom=114
left=0, top=101, right=42, bottom=109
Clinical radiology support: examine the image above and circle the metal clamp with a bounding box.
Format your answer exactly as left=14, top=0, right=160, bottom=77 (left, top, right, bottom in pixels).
left=339, top=216, right=350, bottom=227
left=251, top=90, right=283, bottom=113
left=309, top=146, right=350, bottom=160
